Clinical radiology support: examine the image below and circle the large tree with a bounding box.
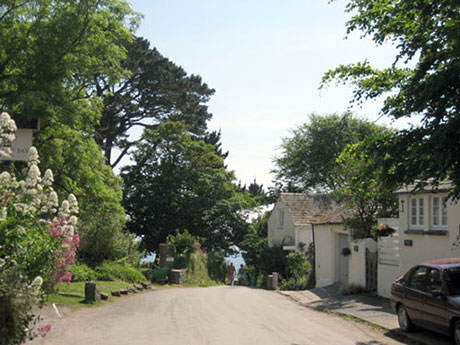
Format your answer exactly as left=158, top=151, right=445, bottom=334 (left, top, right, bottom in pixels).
left=121, top=121, right=255, bottom=254
left=334, top=132, right=398, bottom=238
left=323, top=0, right=460, bottom=198
left=0, top=0, right=140, bottom=265
left=273, top=112, right=386, bottom=192
left=94, top=37, right=215, bottom=168
left=0, top=0, right=139, bottom=127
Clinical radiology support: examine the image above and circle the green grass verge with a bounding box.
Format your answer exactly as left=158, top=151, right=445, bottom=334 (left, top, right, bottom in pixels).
left=46, top=281, right=138, bottom=307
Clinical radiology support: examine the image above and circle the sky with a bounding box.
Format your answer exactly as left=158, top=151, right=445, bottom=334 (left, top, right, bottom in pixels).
left=126, top=0, right=407, bottom=189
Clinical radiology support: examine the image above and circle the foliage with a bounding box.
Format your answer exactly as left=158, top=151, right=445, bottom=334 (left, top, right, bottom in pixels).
left=239, top=212, right=288, bottom=286
left=207, top=252, right=227, bottom=282
left=371, top=224, right=396, bottom=239
left=95, top=261, right=145, bottom=283
left=94, top=36, right=215, bottom=167
left=285, top=252, right=311, bottom=280
left=35, top=125, right=129, bottom=265
left=184, top=252, right=218, bottom=287
left=0, top=117, right=79, bottom=344
left=0, top=266, right=44, bottom=345
left=281, top=277, right=309, bottom=291
left=0, top=0, right=139, bottom=127
left=168, top=229, right=199, bottom=257
left=281, top=252, right=311, bottom=291
left=335, top=134, right=398, bottom=238
left=323, top=0, right=460, bottom=199
left=121, top=121, right=255, bottom=254
left=273, top=112, right=386, bottom=192
left=68, top=263, right=98, bottom=282
left=149, top=268, right=169, bottom=283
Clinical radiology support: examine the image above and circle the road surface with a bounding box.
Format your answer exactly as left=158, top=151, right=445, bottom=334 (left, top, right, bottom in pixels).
left=32, top=286, right=405, bottom=345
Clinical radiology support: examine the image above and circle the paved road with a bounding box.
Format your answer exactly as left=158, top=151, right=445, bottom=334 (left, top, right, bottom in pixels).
left=32, top=286, right=405, bottom=345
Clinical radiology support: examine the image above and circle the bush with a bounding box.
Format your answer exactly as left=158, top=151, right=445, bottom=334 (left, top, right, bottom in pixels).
left=68, top=263, right=97, bottom=282
left=149, top=268, right=169, bottom=283
left=280, top=252, right=312, bottom=291
left=168, top=229, right=197, bottom=257
left=285, top=252, right=311, bottom=279
left=95, top=262, right=145, bottom=283
left=281, top=277, right=309, bottom=291
left=207, top=252, right=226, bottom=282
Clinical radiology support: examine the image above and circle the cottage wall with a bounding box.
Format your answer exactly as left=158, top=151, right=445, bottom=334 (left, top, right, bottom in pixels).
left=348, top=238, right=377, bottom=288
left=268, top=201, right=295, bottom=247
left=315, top=224, right=348, bottom=288
left=377, top=193, right=460, bottom=298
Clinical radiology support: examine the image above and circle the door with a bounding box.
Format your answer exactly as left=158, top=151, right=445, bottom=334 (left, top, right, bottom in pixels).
left=404, top=266, right=428, bottom=325
left=422, top=268, right=450, bottom=335
left=338, top=234, right=349, bottom=285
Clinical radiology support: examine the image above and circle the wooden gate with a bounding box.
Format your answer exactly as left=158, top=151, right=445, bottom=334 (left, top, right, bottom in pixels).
left=365, top=248, right=378, bottom=291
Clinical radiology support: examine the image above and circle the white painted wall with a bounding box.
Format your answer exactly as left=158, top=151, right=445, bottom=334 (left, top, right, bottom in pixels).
left=377, top=218, right=401, bottom=298
left=268, top=201, right=295, bottom=247
left=377, top=195, right=460, bottom=298
left=315, top=224, right=348, bottom=288
left=348, top=238, right=377, bottom=288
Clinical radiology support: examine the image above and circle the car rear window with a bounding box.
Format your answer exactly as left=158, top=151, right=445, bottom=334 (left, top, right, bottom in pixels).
left=445, top=267, right=460, bottom=295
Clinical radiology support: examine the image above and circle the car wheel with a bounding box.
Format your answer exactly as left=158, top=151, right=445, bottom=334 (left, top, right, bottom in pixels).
left=453, top=320, right=460, bottom=345
left=397, top=304, right=414, bottom=332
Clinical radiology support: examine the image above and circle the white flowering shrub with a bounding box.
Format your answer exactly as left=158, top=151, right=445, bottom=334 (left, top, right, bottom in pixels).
left=0, top=113, right=79, bottom=344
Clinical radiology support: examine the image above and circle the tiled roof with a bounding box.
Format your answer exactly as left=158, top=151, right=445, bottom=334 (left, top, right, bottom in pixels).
left=279, top=193, right=346, bottom=227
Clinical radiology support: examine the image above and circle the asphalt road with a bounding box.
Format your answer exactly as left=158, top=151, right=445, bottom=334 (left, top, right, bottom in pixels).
left=31, top=286, right=406, bottom=345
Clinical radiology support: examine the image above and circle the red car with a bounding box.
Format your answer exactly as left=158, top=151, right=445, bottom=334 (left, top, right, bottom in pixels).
left=391, top=258, right=460, bottom=344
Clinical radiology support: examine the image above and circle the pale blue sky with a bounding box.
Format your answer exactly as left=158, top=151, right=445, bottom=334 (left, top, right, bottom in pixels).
left=127, top=0, right=404, bottom=188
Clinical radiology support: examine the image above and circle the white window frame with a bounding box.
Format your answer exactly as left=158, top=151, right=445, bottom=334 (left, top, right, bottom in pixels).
left=279, top=209, right=284, bottom=229
left=410, top=197, right=424, bottom=229
left=431, top=196, right=447, bottom=229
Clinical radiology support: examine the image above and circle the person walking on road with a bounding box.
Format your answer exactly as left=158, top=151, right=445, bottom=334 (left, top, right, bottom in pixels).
left=226, top=262, right=236, bottom=285
left=238, top=264, right=246, bottom=286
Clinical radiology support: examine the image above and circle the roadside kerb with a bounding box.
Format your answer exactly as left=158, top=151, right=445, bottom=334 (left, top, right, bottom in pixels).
left=277, top=290, right=450, bottom=345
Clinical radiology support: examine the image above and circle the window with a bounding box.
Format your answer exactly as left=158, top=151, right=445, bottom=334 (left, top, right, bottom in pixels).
left=432, top=197, right=447, bottom=228
left=279, top=209, right=284, bottom=229
left=410, top=198, right=424, bottom=228
left=427, top=268, right=443, bottom=293
left=408, top=266, right=427, bottom=292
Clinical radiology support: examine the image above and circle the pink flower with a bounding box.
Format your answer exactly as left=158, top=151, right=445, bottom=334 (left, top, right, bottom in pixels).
left=38, top=324, right=52, bottom=337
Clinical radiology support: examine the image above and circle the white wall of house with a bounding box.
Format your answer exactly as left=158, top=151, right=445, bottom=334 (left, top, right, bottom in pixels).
left=377, top=193, right=460, bottom=298
left=348, top=238, right=377, bottom=288
left=377, top=218, right=401, bottom=298
left=297, top=227, right=313, bottom=251
left=397, top=192, right=460, bottom=273
left=268, top=201, right=295, bottom=247
left=315, top=224, right=349, bottom=288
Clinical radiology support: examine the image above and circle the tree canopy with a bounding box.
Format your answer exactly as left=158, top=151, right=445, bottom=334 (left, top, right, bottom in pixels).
left=273, top=112, right=386, bottom=192
left=334, top=132, right=398, bottom=238
left=121, top=121, right=256, bottom=254
left=0, top=0, right=139, bottom=127
left=0, top=0, right=140, bottom=265
left=323, top=0, right=460, bottom=198
left=94, top=36, right=215, bottom=168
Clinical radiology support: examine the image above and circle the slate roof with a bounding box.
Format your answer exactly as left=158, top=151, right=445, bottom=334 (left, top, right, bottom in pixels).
left=394, top=180, right=453, bottom=195
left=279, top=193, right=346, bottom=227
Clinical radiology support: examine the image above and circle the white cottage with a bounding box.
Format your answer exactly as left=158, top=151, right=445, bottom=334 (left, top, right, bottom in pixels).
left=378, top=182, right=460, bottom=297
left=267, top=193, right=344, bottom=252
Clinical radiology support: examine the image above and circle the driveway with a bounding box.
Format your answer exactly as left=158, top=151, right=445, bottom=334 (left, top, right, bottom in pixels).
left=31, top=286, right=405, bottom=345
